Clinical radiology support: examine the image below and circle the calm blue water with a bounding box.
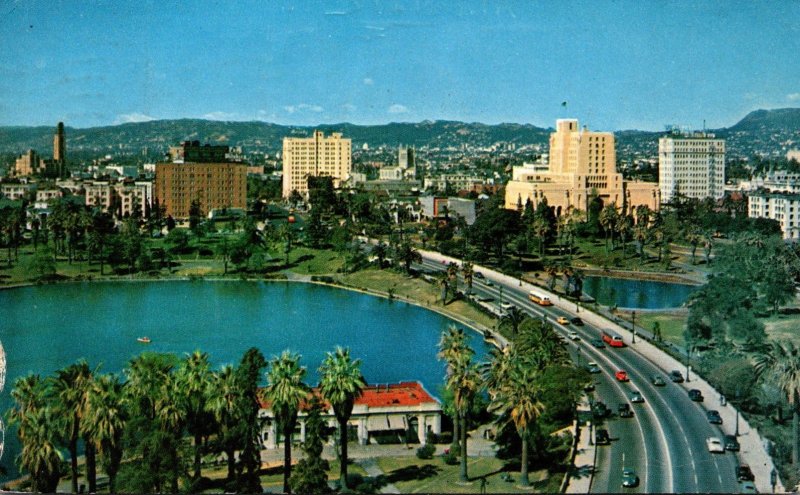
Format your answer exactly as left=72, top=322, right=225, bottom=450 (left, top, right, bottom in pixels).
left=583, top=276, right=698, bottom=309
left=0, top=280, right=487, bottom=479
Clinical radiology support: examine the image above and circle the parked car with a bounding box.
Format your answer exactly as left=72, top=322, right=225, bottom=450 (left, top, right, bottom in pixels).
left=474, top=272, right=484, bottom=279
left=587, top=361, right=601, bottom=374
left=629, top=391, right=644, bottom=403
left=621, top=468, right=640, bottom=488
left=706, top=437, right=725, bottom=453
left=592, top=401, right=611, bottom=419
left=670, top=370, right=685, bottom=383
left=591, top=338, right=606, bottom=348
left=618, top=403, right=634, bottom=418
left=568, top=331, right=580, bottom=340
left=571, top=317, right=585, bottom=326
left=724, top=434, right=740, bottom=452
left=688, top=389, right=704, bottom=402
left=736, top=464, right=755, bottom=482
left=557, top=316, right=569, bottom=325
left=615, top=370, right=629, bottom=382
left=651, top=375, right=666, bottom=386
left=595, top=428, right=610, bottom=445
left=707, top=410, right=723, bottom=424
left=739, top=481, right=757, bottom=494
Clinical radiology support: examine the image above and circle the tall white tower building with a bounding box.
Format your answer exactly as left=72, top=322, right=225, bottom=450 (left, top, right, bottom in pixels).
left=659, top=130, right=725, bottom=202
left=282, top=131, right=352, bottom=198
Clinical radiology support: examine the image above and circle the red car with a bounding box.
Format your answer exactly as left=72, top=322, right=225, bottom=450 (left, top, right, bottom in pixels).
left=615, top=370, right=629, bottom=382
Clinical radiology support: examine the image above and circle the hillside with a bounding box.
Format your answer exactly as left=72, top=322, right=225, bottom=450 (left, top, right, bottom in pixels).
left=1, top=108, right=799, bottom=159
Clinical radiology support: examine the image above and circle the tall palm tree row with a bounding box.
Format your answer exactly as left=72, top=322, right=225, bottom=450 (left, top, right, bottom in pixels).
left=753, top=340, right=800, bottom=465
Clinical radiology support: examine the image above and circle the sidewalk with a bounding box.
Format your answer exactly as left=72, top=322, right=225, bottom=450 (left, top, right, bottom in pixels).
left=419, top=251, right=784, bottom=494
left=565, top=400, right=596, bottom=493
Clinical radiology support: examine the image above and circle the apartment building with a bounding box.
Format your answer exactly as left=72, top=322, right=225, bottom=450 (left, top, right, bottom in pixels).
left=659, top=130, right=725, bottom=202
left=282, top=131, right=351, bottom=198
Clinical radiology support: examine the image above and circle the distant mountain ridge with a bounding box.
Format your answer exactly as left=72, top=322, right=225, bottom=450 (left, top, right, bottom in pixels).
left=1, top=108, right=799, bottom=158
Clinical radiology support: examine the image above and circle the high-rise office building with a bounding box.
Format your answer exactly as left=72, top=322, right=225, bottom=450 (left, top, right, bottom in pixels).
left=658, top=130, right=725, bottom=202
left=155, top=141, right=247, bottom=218
left=54, top=122, right=66, bottom=163
left=505, top=119, right=659, bottom=215
left=13, top=150, right=44, bottom=176
left=282, top=131, right=351, bottom=198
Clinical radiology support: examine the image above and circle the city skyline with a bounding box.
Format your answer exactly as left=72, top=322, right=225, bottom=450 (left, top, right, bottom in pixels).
left=1, top=1, right=799, bottom=131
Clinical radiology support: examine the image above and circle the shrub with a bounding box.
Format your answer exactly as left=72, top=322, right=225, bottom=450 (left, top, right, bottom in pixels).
left=416, top=443, right=435, bottom=459
left=442, top=450, right=459, bottom=465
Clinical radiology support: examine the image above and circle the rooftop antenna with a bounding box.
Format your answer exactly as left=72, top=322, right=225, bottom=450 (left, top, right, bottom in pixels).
left=703, top=119, right=706, bottom=132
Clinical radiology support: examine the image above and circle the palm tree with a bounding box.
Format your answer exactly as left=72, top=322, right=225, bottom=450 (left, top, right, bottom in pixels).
left=318, top=347, right=366, bottom=490
left=396, top=241, right=422, bottom=274
left=616, top=214, right=632, bottom=258
left=18, top=408, right=63, bottom=493
left=487, top=357, right=544, bottom=487
left=447, top=262, right=459, bottom=295
left=208, top=365, right=241, bottom=483
left=438, top=326, right=468, bottom=448
left=49, top=360, right=93, bottom=494
left=449, top=353, right=481, bottom=482
left=532, top=216, right=550, bottom=257
left=753, top=340, right=800, bottom=464
left=263, top=351, right=311, bottom=494
left=685, top=228, right=703, bottom=265
left=372, top=242, right=388, bottom=268
left=83, top=374, right=126, bottom=493
left=500, top=307, right=527, bottom=337
left=598, top=204, right=618, bottom=252
left=175, top=350, right=216, bottom=481
left=462, top=261, right=474, bottom=295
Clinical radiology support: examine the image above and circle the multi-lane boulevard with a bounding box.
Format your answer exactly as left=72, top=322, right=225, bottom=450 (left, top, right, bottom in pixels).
left=416, top=253, right=761, bottom=493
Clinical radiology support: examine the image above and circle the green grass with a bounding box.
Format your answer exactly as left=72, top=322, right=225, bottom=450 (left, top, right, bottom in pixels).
left=373, top=456, right=559, bottom=493
left=615, top=309, right=688, bottom=346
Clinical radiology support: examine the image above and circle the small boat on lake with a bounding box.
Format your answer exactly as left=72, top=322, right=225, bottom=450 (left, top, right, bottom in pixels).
left=137, top=337, right=151, bottom=343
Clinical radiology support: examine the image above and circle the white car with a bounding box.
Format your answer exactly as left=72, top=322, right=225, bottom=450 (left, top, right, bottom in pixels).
left=568, top=331, right=579, bottom=340
left=500, top=302, right=514, bottom=310
left=706, top=437, right=724, bottom=453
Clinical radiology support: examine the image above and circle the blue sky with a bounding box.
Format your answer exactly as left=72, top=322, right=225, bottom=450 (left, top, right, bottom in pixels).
left=1, top=0, right=799, bottom=131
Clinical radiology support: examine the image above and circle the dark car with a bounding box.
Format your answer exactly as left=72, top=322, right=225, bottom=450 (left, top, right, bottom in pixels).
left=592, top=401, right=611, bottom=419
left=595, top=428, right=610, bottom=445
left=724, top=434, right=740, bottom=452
left=736, top=464, right=755, bottom=482
left=571, top=317, right=585, bottom=326
left=651, top=375, right=666, bottom=386
left=618, top=403, right=634, bottom=418
left=688, top=389, right=704, bottom=402
left=591, top=338, right=606, bottom=348
left=621, top=468, right=640, bottom=488
left=670, top=370, right=685, bottom=383
left=474, top=272, right=484, bottom=279
left=707, top=410, right=723, bottom=424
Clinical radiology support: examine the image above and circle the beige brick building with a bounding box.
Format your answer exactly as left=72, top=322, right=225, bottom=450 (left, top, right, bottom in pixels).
left=282, top=131, right=351, bottom=198
left=155, top=162, right=246, bottom=218
left=505, top=119, right=659, bottom=216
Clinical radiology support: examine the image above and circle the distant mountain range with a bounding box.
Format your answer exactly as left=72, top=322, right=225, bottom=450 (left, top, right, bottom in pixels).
left=1, top=108, right=799, bottom=160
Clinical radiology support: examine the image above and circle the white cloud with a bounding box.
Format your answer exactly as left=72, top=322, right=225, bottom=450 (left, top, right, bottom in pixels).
left=388, top=104, right=409, bottom=114
left=342, top=103, right=357, bottom=112
left=114, top=112, right=155, bottom=124
left=787, top=93, right=800, bottom=102
left=203, top=111, right=239, bottom=121
left=363, top=77, right=374, bottom=85
left=284, top=103, right=324, bottom=114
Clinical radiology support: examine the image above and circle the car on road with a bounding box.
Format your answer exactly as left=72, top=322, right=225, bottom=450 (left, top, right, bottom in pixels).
left=618, top=403, right=634, bottom=418
left=557, top=316, right=569, bottom=325
left=651, top=375, right=666, bottom=386
left=670, top=370, right=685, bottom=382
left=592, top=401, right=611, bottom=419
left=595, top=428, right=610, bottom=445
left=629, top=390, right=644, bottom=403
left=707, top=410, right=723, bottom=424
left=591, top=338, right=606, bottom=348
left=571, top=317, right=585, bottom=326
left=615, top=370, right=629, bottom=382
left=706, top=437, right=725, bottom=453
left=587, top=361, right=601, bottom=374
left=621, top=468, right=640, bottom=488
left=474, top=272, right=484, bottom=279
left=736, top=464, right=755, bottom=482
left=724, top=434, right=740, bottom=452
left=688, top=389, right=704, bottom=402
left=485, top=279, right=494, bottom=286
left=584, top=382, right=596, bottom=392
left=500, top=302, right=514, bottom=310
left=739, top=481, right=757, bottom=494
left=568, top=331, right=579, bottom=340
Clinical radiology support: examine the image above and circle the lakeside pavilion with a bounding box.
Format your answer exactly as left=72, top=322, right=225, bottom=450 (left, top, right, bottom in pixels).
left=258, top=381, right=442, bottom=448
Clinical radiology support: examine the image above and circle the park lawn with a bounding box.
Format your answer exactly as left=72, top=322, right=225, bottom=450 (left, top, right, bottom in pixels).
left=374, top=455, right=559, bottom=493
left=616, top=309, right=688, bottom=347
left=284, top=247, right=346, bottom=275
left=571, top=238, right=669, bottom=273
left=339, top=268, right=498, bottom=331
left=763, top=311, right=800, bottom=344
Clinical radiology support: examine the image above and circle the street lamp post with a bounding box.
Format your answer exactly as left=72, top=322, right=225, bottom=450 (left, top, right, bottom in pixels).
left=686, top=346, right=691, bottom=383
left=632, top=310, right=637, bottom=344
left=735, top=387, right=741, bottom=436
